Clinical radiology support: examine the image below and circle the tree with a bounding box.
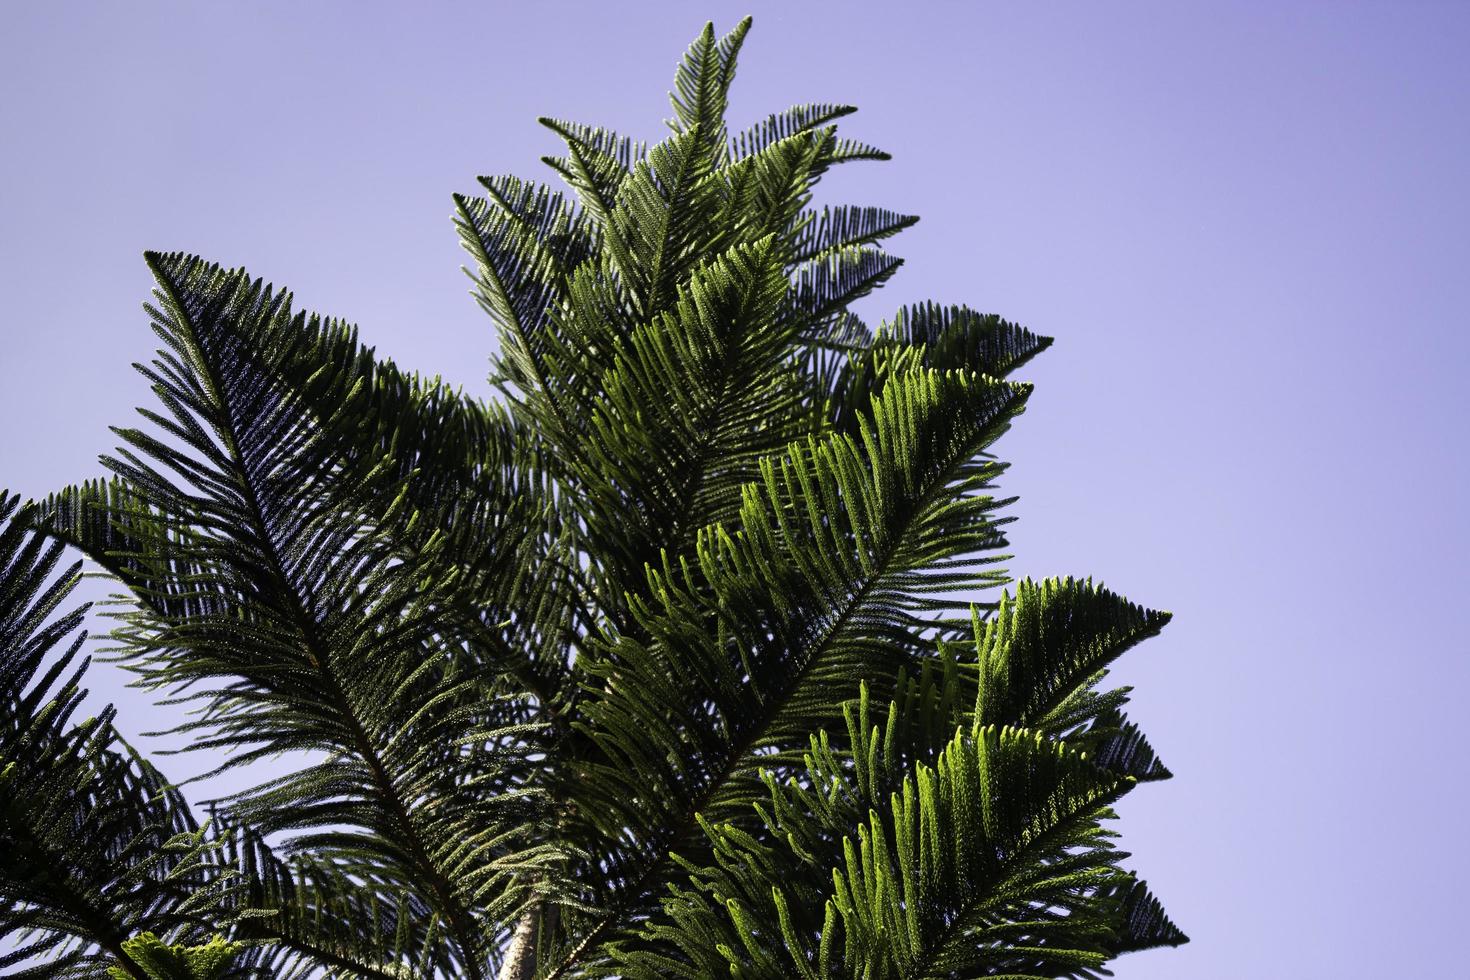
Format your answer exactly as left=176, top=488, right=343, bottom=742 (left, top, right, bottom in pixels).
left=0, top=17, right=1185, bottom=979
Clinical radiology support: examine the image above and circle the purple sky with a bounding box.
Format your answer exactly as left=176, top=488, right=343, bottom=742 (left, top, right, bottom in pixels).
left=4, top=3, right=1467, bottom=977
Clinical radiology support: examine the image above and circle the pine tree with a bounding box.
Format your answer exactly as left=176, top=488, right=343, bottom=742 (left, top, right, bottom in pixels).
left=0, top=18, right=1185, bottom=979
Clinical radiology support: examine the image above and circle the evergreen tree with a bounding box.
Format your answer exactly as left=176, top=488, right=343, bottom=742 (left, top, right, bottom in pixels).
left=0, top=18, right=1185, bottom=979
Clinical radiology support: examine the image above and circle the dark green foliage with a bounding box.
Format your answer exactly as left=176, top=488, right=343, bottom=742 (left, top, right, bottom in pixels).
left=0, top=495, right=232, bottom=978
left=0, top=18, right=1183, bottom=979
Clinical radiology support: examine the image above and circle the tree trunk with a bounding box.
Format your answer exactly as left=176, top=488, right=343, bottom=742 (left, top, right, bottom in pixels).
left=497, top=904, right=543, bottom=980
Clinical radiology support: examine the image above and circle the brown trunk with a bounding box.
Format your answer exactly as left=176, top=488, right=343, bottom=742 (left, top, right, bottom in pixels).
left=497, top=903, right=548, bottom=980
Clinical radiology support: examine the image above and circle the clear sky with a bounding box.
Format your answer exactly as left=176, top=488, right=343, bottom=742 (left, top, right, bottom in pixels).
left=3, top=3, right=1467, bottom=977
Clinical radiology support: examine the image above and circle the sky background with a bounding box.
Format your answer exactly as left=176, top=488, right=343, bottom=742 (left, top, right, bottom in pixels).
left=3, top=2, right=1467, bottom=976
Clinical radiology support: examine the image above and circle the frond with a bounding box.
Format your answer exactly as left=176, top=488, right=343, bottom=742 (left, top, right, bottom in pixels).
left=104, top=933, right=243, bottom=980
left=787, top=246, right=905, bottom=334
left=974, top=578, right=1171, bottom=743
left=607, top=128, right=727, bottom=318
left=715, top=127, right=838, bottom=259
left=204, top=819, right=456, bottom=979
left=554, top=235, right=798, bottom=608
left=731, top=103, right=887, bottom=165
left=828, top=304, right=1052, bottom=437
left=823, top=726, right=1131, bottom=979
left=35, top=255, right=548, bottom=978
left=0, top=495, right=224, bottom=978
left=666, top=18, right=751, bottom=154
left=622, top=724, right=1135, bottom=980
left=881, top=303, right=1053, bottom=378
left=537, top=120, right=645, bottom=225
left=793, top=206, right=920, bottom=264
left=1094, top=876, right=1189, bottom=954
left=454, top=176, right=597, bottom=399
left=549, top=366, right=1029, bottom=973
